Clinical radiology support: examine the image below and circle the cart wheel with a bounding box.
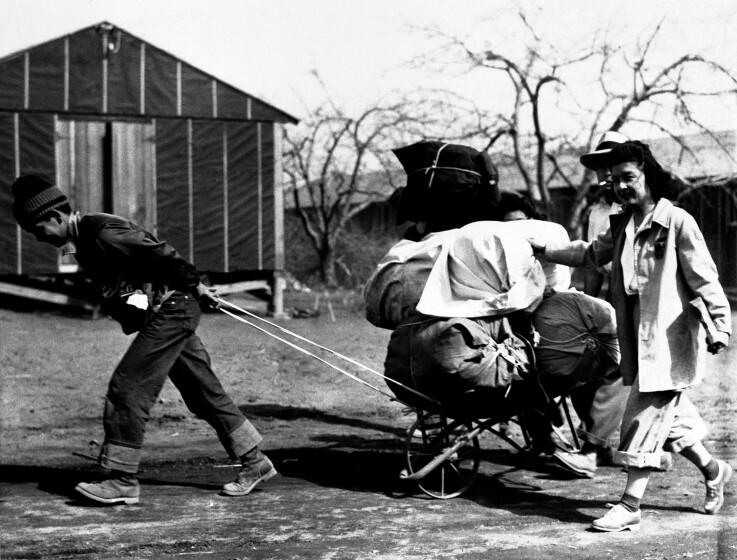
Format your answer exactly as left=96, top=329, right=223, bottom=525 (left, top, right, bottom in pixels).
left=403, top=416, right=480, bottom=499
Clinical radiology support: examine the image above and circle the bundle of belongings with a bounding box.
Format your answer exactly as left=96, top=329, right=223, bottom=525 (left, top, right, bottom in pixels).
left=392, top=140, right=500, bottom=234
left=364, top=140, right=619, bottom=410
left=532, top=292, right=620, bottom=395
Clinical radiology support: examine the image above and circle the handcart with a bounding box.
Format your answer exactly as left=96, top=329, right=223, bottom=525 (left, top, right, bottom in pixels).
left=216, top=298, right=580, bottom=501
left=393, top=334, right=581, bottom=500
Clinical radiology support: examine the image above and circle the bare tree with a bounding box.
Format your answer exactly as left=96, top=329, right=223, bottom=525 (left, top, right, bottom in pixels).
left=283, top=100, right=426, bottom=286
left=565, top=21, right=737, bottom=232
left=433, top=14, right=737, bottom=235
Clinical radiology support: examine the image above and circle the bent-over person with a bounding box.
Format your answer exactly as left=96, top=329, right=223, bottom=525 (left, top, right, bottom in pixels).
left=11, top=174, right=276, bottom=505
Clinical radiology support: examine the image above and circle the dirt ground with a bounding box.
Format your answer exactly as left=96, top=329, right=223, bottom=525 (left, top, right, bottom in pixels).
left=1, top=291, right=736, bottom=560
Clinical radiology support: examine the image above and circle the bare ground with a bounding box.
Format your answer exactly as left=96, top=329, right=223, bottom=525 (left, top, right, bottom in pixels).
left=1, top=291, right=736, bottom=560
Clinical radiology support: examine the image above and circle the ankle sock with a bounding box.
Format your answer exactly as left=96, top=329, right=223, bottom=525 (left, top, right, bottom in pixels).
left=619, top=493, right=641, bottom=513
left=703, top=458, right=720, bottom=481
left=241, top=447, right=265, bottom=465
left=111, top=470, right=137, bottom=484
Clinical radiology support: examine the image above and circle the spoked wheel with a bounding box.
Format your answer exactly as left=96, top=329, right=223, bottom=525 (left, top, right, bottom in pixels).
left=403, top=415, right=481, bottom=499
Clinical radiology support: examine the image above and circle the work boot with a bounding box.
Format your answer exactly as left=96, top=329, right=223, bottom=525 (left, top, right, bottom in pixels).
left=222, top=454, right=277, bottom=497
left=704, top=459, right=733, bottom=514
left=75, top=474, right=140, bottom=505
left=552, top=449, right=597, bottom=478
left=591, top=503, right=641, bottom=532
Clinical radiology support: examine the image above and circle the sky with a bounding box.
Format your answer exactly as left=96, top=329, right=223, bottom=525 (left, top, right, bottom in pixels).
left=3, top=0, right=737, bottom=136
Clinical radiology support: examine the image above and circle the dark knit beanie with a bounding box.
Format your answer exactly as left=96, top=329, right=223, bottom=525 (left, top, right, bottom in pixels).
left=11, top=174, right=70, bottom=230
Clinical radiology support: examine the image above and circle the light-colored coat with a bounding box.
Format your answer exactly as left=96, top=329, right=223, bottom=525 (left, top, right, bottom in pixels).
left=545, top=198, right=731, bottom=392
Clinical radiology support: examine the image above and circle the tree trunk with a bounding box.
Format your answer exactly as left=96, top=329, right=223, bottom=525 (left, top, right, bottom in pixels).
left=319, top=246, right=338, bottom=287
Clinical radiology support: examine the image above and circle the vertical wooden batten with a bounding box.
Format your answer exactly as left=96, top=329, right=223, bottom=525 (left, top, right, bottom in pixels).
left=222, top=125, right=229, bottom=272
left=14, top=112, right=21, bottom=274
left=176, top=61, right=182, bottom=116
left=101, top=37, right=108, bottom=113
left=257, top=122, right=263, bottom=269
left=151, top=118, right=158, bottom=236
left=53, top=114, right=61, bottom=271
left=212, top=80, right=218, bottom=119
left=63, top=38, right=70, bottom=111
left=139, top=43, right=146, bottom=114
left=187, top=118, right=194, bottom=262
left=272, top=123, right=284, bottom=271
left=23, top=52, right=29, bottom=110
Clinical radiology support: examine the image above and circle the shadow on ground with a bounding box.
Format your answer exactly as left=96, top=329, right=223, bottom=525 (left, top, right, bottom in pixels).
left=238, top=403, right=407, bottom=437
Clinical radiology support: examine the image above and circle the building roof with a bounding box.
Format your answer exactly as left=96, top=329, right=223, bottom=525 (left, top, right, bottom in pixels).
left=0, top=21, right=298, bottom=124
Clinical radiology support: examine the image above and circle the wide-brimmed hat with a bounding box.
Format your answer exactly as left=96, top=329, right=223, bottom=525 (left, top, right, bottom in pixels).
left=579, top=130, right=629, bottom=170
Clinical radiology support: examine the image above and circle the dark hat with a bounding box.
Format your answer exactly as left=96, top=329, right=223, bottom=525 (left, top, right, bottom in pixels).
left=11, top=174, right=70, bottom=229
left=579, top=130, right=629, bottom=170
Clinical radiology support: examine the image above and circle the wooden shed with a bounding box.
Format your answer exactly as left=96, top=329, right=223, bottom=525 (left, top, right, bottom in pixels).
left=0, top=21, right=297, bottom=313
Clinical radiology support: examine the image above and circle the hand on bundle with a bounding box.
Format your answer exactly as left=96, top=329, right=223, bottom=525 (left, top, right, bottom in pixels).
left=527, top=237, right=546, bottom=257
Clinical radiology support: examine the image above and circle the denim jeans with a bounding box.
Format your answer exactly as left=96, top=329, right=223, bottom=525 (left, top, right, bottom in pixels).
left=100, top=291, right=262, bottom=473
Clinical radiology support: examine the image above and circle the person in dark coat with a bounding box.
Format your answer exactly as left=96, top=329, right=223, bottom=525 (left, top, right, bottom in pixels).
left=11, top=174, right=276, bottom=505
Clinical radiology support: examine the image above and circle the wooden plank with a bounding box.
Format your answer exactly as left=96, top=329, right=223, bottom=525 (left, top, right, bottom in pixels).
left=213, top=279, right=270, bottom=296
left=0, top=280, right=95, bottom=310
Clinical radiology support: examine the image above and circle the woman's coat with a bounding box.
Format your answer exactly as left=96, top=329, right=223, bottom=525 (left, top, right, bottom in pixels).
left=545, top=198, right=731, bottom=392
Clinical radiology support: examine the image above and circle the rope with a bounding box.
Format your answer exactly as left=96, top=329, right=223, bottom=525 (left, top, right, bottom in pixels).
left=216, top=298, right=443, bottom=408
left=537, top=332, right=590, bottom=345
left=408, top=165, right=482, bottom=178
left=426, top=142, right=449, bottom=190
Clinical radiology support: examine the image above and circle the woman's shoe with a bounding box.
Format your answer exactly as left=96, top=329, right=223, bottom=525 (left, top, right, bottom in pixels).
left=590, top=503, right=641, bottom=532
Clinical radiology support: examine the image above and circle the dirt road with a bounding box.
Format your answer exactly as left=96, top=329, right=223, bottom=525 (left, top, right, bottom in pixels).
left=1, top=297, right=736, bottom=559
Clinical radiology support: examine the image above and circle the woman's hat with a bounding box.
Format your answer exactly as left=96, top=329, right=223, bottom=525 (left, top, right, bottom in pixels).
left=579, top=131, right=629, bottom=170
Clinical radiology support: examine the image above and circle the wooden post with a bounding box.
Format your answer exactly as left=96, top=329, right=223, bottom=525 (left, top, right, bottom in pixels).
left=268, top=270, right=287, bottom=318
left=269, top=122, right=287, bottom=318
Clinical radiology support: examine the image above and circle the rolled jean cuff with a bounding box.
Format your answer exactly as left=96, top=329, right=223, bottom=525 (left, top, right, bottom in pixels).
left=613, top=450, right=664, bottom=469
left=100, top=442, right=142, bottom=474
left=663, top=432, right=704, bottom=454
left=227, top=419, right=263, bottom=458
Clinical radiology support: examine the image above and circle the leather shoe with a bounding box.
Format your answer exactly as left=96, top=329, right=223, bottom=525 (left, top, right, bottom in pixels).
left=591, top=503, right=641, bottom=532
left=552, top=450, right=597, bottom=478
left=704, top=459, right=733, bottom=514
left=222, top=456, right=277, bottom=497
left=75, top=476, right=140, bottom=505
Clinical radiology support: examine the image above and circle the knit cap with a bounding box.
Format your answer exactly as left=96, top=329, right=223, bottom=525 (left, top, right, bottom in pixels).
left=11, top=174, right=69, bottom=230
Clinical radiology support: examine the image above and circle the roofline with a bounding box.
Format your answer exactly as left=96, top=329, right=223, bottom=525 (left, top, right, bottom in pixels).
left=0, top=20, right=299, bottom=125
